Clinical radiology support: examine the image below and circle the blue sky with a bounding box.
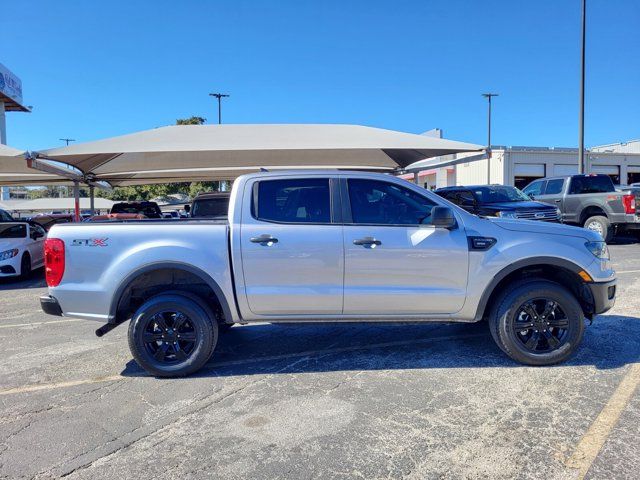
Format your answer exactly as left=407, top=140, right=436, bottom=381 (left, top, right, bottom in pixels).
left=2, top=0, right=639, bottom=151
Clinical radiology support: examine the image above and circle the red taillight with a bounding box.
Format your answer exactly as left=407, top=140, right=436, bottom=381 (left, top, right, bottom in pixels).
left=44, top=238, right=65, bottom=287
left=623, top=194, right=636, bottom=214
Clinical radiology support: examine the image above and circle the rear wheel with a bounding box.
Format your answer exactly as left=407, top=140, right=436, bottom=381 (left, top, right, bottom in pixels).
left=128, top=293, right=218, bottom=377
left=489, top=280, right=585, bottom=366
left=584, top=215, right=612, bottom=242
left=20, top=254, right=31, bottom=279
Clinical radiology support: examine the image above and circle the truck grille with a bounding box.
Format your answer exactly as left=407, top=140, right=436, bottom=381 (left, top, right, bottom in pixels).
left=515, top=210, right=559, bottom=222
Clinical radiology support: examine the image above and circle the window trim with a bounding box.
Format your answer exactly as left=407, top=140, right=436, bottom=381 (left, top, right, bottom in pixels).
left=250, top=177, right=338, bottom=226
left=340, top=177, right=440, bottom=227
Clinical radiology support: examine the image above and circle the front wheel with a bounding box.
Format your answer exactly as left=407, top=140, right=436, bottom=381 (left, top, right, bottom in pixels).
left=128, top=293, right=218, bottom=377
left=489, top=280, right=585, bottom=366
left=20, top=254, right=31, bottom=279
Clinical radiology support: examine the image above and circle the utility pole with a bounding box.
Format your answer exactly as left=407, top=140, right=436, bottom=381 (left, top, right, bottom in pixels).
left=481, top=93, right=499, bottom=184
left=59, top=138, right=75, bottom=146
left=578, top=0, right=586, bottom=174
left=209, top=93, right=229, bottom=124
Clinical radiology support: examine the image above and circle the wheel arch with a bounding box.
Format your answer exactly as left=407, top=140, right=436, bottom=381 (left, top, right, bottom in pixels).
left=579, top=205, right=608, bottom=225
left=475, top=256, right=595, bottom=322
left=109, top=262, right=234, bottom=325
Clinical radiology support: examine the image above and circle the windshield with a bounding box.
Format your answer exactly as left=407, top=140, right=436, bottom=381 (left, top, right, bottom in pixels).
left=0, top=223, right=27, bottom=239
left=0, top=209, right=13, bottom=222
left=471, top=186, right=531, bottom=203
left=191, top=197, right=230, bottom=217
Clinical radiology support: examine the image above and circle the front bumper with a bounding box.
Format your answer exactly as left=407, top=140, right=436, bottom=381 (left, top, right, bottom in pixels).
left=40, top=295, right=63, bottom=317
left=588, top=279, right=617, bottom=315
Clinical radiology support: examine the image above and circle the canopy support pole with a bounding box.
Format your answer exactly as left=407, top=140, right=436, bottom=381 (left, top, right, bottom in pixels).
left=413, top=172, right=419, bottom=185
left=89, top=185, right=95, bottom=216
left=73, top=180, right=80, bottom=222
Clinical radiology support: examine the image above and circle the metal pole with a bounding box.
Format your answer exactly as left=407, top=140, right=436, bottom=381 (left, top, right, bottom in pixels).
left=209, top=93, right=229, bottom=124
left=487, top=96, right=492, bottom=183
left=481, top=93, right=498, bottom=184
left=73, top=180, right=80, bottom=222
left=578, top=0, right=586, bottom=174
left=413, top=172, right=420, bottom=186
left=0, top=101, right=6, bottom=145
left=89, top=185, right=95, bottom=216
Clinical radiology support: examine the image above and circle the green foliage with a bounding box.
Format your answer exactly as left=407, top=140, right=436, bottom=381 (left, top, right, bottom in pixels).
left=176, top=116, right=206, bottom=125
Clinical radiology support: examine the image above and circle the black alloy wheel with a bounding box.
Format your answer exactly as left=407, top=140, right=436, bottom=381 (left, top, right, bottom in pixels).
left=511, top=299, right=569, bottom=353
left=128, top=293, right=218, bottom=377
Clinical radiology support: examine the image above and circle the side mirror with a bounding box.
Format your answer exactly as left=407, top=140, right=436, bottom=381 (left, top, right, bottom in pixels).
left=184, top=204, right=191, bottom=213
left=432, top=206, right=457, bottom=229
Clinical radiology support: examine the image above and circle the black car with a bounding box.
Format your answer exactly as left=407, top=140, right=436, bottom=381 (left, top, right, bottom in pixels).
left=435, top=185, right=560, bottom=222
left=187, top=192, right=230, bottom=218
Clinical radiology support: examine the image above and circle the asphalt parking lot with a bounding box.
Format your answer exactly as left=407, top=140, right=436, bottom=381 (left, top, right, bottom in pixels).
left=1, top=241, right=639, bottom=479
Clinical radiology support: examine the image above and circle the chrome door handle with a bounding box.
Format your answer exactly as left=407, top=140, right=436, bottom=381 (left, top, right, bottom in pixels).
left=353, top=237, right=382, bottom=246
left=250, top=234, right=278, bottom=245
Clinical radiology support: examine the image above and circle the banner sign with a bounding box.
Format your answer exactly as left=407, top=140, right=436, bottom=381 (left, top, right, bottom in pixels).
left=0, top=63, right=24, bottom=106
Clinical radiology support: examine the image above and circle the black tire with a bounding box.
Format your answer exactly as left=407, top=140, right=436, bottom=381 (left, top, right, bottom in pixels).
left=20, top=253, right=31, bottom=280
left=583, top=215, right=612, bottom=242
left=128, top=293, right=218, bottom=377
left=488, top=280, right=585, bottom=366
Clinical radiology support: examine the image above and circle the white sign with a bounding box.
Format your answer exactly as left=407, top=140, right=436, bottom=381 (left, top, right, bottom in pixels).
left=0, top=63, right=24, bottom=106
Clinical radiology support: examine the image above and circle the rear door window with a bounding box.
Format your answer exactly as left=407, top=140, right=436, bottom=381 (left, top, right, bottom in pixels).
left=253, top=178, right=331, bottom=224
left=543, top=179, right=565, bottom=195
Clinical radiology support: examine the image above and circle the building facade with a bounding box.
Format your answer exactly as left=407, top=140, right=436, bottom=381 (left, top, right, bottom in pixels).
left=408, top=141, right=640, bottom=190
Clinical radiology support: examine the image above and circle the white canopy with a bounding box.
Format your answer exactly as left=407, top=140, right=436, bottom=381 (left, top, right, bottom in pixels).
left=36, top=124, right=483, bottom=186
left=0, top=144, right=73, bottom=186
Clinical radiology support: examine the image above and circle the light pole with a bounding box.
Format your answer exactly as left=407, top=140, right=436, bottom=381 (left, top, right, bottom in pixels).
left=59, top=138, right=75, bottom=146
left=578, top=0, right=586, bottom=174
left=209, top=93, right=229, bottom=124
left=481, top=93, right=499, bottom=183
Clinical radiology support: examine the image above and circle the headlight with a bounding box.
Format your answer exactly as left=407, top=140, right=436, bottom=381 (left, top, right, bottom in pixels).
left=496, top=211, right=518, bottom=219
left=0, top=249, right=19, bottom=261
left=585, top=241, right=609, bottom=259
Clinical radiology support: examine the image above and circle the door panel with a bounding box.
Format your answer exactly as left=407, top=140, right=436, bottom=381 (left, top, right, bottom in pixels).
left=240, top=177, right=344, bottom=315
left=342, top=178, right=469, bottom=315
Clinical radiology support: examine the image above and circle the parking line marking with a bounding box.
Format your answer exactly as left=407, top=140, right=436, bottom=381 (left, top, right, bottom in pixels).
left=0, top=331, right=486, bottom=396
left=0, top=319, right=84, bottom=329
left=566, top=363, right=640, bottom=478
left=0, top=375, right=124, bottom=396
left=614, top=269, right=640, bottom=274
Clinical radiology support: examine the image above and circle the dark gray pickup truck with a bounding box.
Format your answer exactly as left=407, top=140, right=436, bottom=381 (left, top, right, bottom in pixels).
left=523, top=174, right=639, bottom=241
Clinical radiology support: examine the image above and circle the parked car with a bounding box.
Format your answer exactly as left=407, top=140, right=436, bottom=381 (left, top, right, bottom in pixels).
left=435, top=185, right=560, bottom=221
left=86, top=213, right=146, bottom=222
left=0, top=222, right=46, bottom=278
left=40, top=171, right=616, bottom=377
left=110, top=201, right=163, bottom=219
left=187, top=192, right=230, bottom=218
left=162, top=210, right=180, bottom=219
left=522, top=174, right=639, bottom=241
left=0, top=208, right=14, bottom=222
left=29, top=214, right=75, bottom=231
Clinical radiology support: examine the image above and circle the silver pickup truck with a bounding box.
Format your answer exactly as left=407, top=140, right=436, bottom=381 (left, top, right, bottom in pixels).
left=40, top=171, right=617, bottom=377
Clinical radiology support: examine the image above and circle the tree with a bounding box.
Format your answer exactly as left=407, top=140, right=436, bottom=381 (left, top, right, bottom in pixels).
left=176, top=116, right=206, bottom=125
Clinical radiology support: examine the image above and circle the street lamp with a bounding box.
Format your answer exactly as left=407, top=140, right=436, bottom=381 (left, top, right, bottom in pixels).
left=59, top=138, right=75, bottom=146
left=209, top=93, right=230, bottom=124
left=578, top=0, right=586, bottom=174
left=481, top=93, right=499, bottom=183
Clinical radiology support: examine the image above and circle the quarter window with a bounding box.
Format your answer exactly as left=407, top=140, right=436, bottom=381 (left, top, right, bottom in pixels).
left=347, top=179, right=437, bottom=225
left=253, top=178, right=331, bottom=224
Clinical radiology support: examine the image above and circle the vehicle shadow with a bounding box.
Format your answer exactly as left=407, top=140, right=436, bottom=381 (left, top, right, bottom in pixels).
left=120, top=313, right=640, bottom=378
left=0, top=268, right=46, bottom=290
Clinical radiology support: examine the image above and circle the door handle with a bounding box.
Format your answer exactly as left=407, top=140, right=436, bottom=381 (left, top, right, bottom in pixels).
left=554, top=199, right=561, bottom=203
left=250, top=234, right=279, bottom=245
left=353, top=237, right=382, bottom=247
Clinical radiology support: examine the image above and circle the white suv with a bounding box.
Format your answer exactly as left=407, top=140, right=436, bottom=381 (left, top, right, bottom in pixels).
left=0, top=222, right=46, bottom=279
